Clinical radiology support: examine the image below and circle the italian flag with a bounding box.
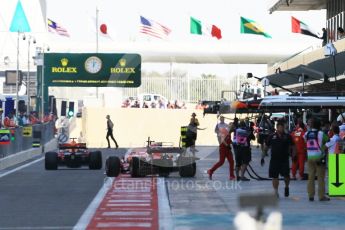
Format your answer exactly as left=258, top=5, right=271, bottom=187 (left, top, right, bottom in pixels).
left=190, top=17, right=222, bottom=39
left=291, top=16, right=318, bottom=38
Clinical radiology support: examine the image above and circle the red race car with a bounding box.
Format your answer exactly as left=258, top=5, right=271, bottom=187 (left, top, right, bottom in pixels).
left=45, top=138, right=102, bottom=170
left=105, top=137, right=197, bottom=178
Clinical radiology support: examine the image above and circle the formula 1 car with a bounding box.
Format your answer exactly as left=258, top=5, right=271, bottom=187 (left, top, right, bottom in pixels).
left=45, top=138, right=102, bottom=170
left=105, top=137, right=197, bottom=178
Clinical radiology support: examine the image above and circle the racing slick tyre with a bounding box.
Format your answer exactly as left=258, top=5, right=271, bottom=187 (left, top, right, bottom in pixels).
left=105, top=156, right=121, bottom=177
left=192, top=161, right=197, bottom=176
left=45, top=152, right=58, bottom=170
left=156, top=159, right=173, bottom=177
left=179, top=162, right=196, bottom=177
left=131, top=157, right=143, bottom=177
left=89, top=151, right=102, bottom=170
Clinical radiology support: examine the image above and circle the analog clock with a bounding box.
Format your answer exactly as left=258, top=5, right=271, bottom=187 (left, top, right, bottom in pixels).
left=84, top=56, right=102, bottom=74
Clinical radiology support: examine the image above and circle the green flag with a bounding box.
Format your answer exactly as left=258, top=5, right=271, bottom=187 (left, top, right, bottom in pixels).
left=190, top=17, right=202, bottom=35
left=9, top=0, right=31, bottom=32
left=240, top=17, right=271, bottom=38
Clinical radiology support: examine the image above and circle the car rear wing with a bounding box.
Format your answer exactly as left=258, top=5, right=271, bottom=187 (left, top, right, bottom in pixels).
left=59, top=143, right=87, bottom=150
left=147, top=147, right=184, bottom=154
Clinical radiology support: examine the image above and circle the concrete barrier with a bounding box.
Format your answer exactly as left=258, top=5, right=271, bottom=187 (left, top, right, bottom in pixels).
left=44, top=137, right=58, bottom=152
left=81, top=108, right=242, bottom=148
left=0, top=138, right=57, bottom=170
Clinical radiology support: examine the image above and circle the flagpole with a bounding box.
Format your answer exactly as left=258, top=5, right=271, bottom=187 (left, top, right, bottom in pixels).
left=27, top=37, right=30, bottom=115
left=96, top=7, right=99, bottom=98
left=16, top=31, right=20, bottom=120
left=96, top=7, right=99, bottom=52
left=27, top=36, right=35, bottom=115
left=170, top=62, right=173, bottom=100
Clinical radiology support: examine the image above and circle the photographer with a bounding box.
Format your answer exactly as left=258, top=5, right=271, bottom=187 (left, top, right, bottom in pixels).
left=304, top=119, right=330, bottom=201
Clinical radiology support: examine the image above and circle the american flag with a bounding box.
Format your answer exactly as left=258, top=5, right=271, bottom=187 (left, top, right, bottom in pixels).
left=140, top=16, right=171, bottom=39
left=47, top=19, right=70, bottom=37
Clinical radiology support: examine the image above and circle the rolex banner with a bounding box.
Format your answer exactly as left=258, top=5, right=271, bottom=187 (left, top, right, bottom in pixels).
left=44, top=53, right=141, bottom=87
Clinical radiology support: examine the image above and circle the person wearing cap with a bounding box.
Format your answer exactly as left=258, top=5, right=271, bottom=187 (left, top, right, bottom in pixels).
left=106, top=115, right=119, bottom=149
left=187, top=113, right=205, bottom=153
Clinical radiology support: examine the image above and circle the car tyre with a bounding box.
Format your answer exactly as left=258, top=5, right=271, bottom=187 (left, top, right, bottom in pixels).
left=105, top=156, right=121, bottom=177
left=45, top=152, right=58, bottom=170
left=179, top=160, right=196, bottom=178
left=157, top=159, right=173, bottom=177
left=131, top=157, right=142, bottom=177
left=89, top=151, right=102, bottom=170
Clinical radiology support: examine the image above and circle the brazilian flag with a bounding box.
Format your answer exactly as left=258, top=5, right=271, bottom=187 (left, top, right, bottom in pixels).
left=240, top=17, right=271, bottom=38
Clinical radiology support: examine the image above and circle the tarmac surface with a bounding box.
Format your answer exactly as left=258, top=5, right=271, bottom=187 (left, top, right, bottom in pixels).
left=0, top=146, right=345, bottom=229
left=167, top=146, right=345, bottom=230
left=0, top=148, right=126, bottom=230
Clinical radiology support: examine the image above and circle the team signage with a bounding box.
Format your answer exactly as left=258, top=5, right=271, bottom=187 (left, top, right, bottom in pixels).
left=0, top=129, right=11, bottom=145
left=329, top=153, right=345, bottom=196
left=44, top=53, right=141, bottom=87
left=22, top=126, right=32, bottom=137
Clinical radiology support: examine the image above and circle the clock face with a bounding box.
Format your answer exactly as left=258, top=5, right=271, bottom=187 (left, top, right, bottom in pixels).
left=84, top=56, right=102, bottom=74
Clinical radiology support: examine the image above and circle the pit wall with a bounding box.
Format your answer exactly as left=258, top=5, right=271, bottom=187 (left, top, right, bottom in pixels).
left=0, top=121, right=56, bottom=159
left=80, top=108, right=243, bottom=148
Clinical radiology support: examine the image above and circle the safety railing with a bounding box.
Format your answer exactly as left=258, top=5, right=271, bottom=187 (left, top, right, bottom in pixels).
left=122, top=77, right=244, bottom=103
left=0, top=121, right=55, bottom=159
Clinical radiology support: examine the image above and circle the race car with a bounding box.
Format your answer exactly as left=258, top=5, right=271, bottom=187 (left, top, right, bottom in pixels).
left=105, top=137, right=197, bottom=178
left=45, top=138, right=102, bottom=170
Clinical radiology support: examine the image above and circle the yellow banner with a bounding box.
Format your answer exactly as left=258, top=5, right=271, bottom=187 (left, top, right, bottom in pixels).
left=22, top=126, right=32, bottom=137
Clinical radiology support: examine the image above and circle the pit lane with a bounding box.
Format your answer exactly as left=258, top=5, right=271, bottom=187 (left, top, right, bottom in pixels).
left=0, top=148, right=126, bottom=230
left=2, top=146, right=345, bottom=230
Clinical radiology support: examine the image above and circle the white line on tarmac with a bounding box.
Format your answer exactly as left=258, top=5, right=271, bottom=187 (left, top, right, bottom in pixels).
left=0, top=157, right=44, bottom=179
left=73, top=176, right=114, bottom=230
left=157, top=177, right=174, bottom=230
left=73, top=149, right=132, bottom=230
left=0, top=227, right=72, bottom=230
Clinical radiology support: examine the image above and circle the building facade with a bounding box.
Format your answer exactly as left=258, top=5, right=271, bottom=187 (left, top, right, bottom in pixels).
left=327, top=0, right=345, bottom=42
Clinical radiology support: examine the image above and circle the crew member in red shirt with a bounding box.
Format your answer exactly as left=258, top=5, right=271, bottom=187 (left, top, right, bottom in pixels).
left=291, top=120, right=307, bottom=180
left=207, top=123, right=235, bottom=180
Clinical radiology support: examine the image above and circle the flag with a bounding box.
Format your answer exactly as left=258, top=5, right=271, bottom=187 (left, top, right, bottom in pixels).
left=140, top=16, right=171, bottom=39
left=100, top=24, right=108, bottom=35
left=190, top=17, right=222, bottom=39
left=93, top=10, right=112, bottom=40
left=240, top=17, right=271, bottom=38
left=47, top=18, right=70, bottom=37
left=9, top=0, right=31, bottom=32
left=99, top=23, right=112, bottom=39
left=291, top=16, right=318, bottom=38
